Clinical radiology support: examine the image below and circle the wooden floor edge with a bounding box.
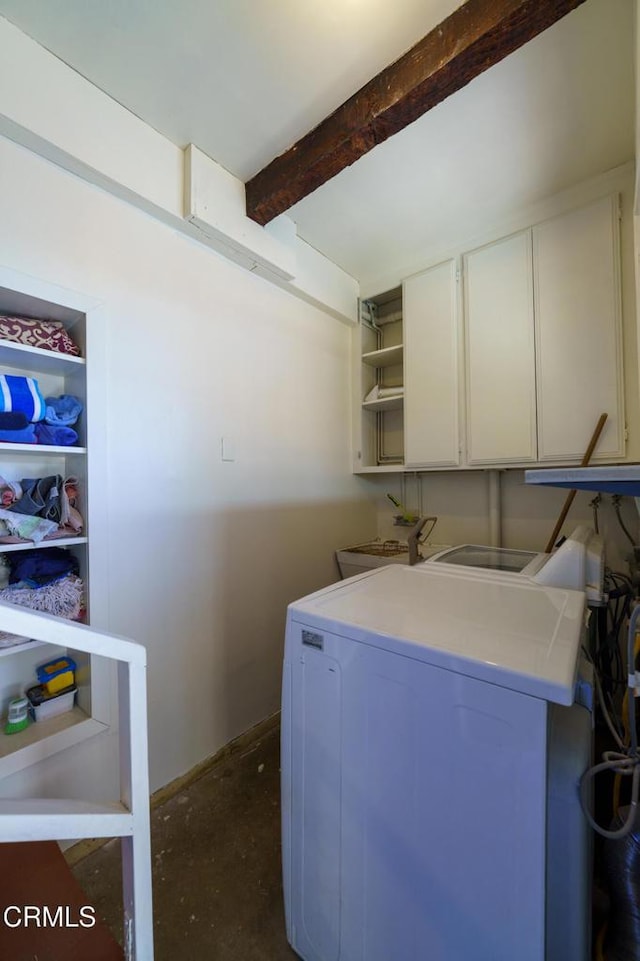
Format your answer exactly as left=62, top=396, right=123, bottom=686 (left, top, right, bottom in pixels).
left=64, top=710, right=281, bottom=867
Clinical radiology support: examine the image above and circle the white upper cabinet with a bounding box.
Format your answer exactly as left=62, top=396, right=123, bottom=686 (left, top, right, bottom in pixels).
left=464, top=231, right=537, bottom=464
left=533, top=195, right=624, bottom=461
left=354, top=191, right=626, bottom=474
left=403, top=260, right=459, bottom=467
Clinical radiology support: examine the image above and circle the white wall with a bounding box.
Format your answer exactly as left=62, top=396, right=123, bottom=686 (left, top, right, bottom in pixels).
left=0, top=135, right=375, bottom=797
left=364, top=469, right=639, bottom=577
left=0, top=16, right=359, bottom=324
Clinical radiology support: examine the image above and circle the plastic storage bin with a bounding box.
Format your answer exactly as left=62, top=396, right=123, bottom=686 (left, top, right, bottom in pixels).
left=26, top=684, right=76, bottom=722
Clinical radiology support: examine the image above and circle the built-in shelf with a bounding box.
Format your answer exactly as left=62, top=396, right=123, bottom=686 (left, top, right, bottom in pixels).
left=355, top=464, right=406, bottom=474
left=0, top=443, right=86, bottom=455
left=371, top=307, right=402, bottom=326
left=0, top=536, right=87, bottom=553
left=362, top=344, right=404, bottom=368
left=0, top=639, right=46, bottom=658
left=362, top=395, right=404, bottom=413
left=0, top=339, right=84, bottom=374
left=0, top=706, right=107, bottom=778
left=0, top=280, right=94, bottom=778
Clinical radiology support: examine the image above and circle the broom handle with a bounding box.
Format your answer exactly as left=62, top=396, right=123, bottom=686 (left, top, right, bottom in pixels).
left=544, top=412, right=608, bottom=554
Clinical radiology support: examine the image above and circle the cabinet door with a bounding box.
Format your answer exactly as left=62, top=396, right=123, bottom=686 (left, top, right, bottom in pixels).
left=463, top=231, right=537, bottom=464
left=403, top=260, right=459, bottom=467
left=533, top=195, right=624, bottom=461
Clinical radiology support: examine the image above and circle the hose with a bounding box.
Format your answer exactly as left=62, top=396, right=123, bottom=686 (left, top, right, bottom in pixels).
left=602, top=805, right=640, bottom=961
left=580, top=605, right=640, bottom=839
left=581, top=758, right=640, bottom=839
left=613, top=494, right=636, bottom=549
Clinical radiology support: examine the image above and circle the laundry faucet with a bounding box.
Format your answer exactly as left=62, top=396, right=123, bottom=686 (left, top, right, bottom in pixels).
left=407, top=516, right=438, bottom=566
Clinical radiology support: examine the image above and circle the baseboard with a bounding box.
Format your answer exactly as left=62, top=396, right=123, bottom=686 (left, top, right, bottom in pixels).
left=65, top=710, right=281, bottom=867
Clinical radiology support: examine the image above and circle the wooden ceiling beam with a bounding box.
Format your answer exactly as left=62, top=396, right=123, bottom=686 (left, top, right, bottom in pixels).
left=245, top=0, right=588, bottom=226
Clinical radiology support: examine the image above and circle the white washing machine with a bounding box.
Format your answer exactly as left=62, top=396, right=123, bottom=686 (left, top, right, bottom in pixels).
left=425, top=524, right=605, bottom=605
left=282, top=532, right=594, bottom=961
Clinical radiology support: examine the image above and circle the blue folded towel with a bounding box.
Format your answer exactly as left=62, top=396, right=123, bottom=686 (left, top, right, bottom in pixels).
left=0, top=412, right=28, bottom=430
left=44, top=394, right=83, bottom=427
left=0, top=425, right=37, bottom=444
left=0, top=375, right=45, bottom=422
left=35, top=423, right=78, bottom=447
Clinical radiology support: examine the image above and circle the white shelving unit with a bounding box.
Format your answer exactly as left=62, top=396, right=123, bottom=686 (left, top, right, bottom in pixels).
left=0, top=278, right=151, bottom=958
left=0, top=272, right=109, bottom=778
left=0, top=601, right=153, bottom=961
left=354, top=289, right=404, bottom=470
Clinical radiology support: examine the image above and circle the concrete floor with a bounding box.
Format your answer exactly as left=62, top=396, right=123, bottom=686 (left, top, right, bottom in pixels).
left=73, top=722, right=298, bottom=961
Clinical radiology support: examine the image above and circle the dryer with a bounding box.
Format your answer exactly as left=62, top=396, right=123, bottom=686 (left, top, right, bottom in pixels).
left=281, top=538, right=594, bottom=961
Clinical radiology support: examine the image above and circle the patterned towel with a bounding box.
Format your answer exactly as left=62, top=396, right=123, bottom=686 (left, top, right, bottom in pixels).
left=0, top=574, right=84, bottom=619
left=0, top=508, right=58, bottom=544
left=0, top=375, right=45, bottom=421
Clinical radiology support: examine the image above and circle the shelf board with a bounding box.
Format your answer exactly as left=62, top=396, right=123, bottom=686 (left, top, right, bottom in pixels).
left=362, top=394, right=404, bottom=412
left=0, top=536, right=87, bottom=553
left=0, top=638, right=46, bottom=658
left=0, top=708, right=107, bottom=778
left=362, top=345, right=403, bottom=368
left=0, top=339, right=84, bottom=374
left=525, top=465, right=640, bottom=496
left=0, top=798, right=132, bottom=840
left=0, top=443, right=86, bottom=455
left=355, top=464, right=406, bottom=473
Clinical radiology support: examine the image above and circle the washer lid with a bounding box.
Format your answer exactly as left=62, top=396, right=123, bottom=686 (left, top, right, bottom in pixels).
left=289, top=564, right=586, bottom=705
left=428, top=543, right=540, bottom=573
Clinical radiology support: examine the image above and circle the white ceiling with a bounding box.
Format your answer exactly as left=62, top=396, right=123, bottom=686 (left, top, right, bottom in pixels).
left=0, top=0, right=634, bottom=290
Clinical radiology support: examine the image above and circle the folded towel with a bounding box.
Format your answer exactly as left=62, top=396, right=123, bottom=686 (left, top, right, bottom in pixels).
left=0, top=509, right=58, bottom=544
left=0, top=412, right=28, bottom=430
left=6, top=546, right=79, bottom=587
left=0, top=573, right=83, bottom=619
left=0, top=425, right=37, bottom=444
left=44, top=394, right=83, bottom=427
left=0, top=376, right=45, bottom=421
left=35, top=423, right=78, bottom=447
left=9, top=475, right=65, bottom=523
left=0, top=478, right=22, bottom=507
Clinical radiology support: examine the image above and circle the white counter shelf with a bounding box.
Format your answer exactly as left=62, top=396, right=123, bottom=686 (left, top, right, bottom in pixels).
left=361, top=344, right=404, bottom=368
left=525, top=465, right=640, bottom=496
